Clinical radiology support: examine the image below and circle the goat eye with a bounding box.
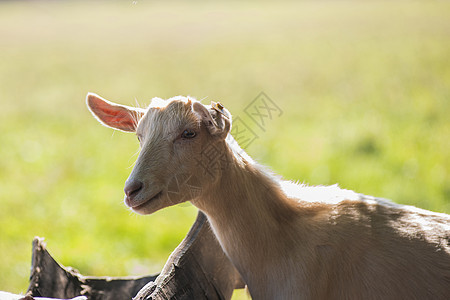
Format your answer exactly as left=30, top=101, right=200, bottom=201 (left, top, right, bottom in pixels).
left=181, top=129, right=196, bottom=139
left=137, top=135, right=142, bottom=142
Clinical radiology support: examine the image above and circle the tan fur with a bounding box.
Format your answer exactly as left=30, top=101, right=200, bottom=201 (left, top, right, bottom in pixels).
left=87, top=93, right=450, bottom=300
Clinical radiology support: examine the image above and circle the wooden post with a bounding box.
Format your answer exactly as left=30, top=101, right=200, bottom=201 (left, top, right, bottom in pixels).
left=134, top=211, right=244, bottom=300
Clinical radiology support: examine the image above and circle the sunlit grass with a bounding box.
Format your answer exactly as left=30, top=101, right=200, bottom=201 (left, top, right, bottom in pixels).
left=0, top=1, right=449, bottom=298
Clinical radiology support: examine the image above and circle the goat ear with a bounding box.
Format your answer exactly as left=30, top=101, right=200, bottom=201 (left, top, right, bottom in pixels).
left=193, top=101, right=231, bottom=139
left=86, top=93, right=144, bottom=132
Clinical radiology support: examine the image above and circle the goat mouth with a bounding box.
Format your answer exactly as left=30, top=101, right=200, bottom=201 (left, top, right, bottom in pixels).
left=132, top=191, right=163, bottom=210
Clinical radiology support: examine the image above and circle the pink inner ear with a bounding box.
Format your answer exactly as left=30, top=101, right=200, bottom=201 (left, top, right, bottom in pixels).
left=88, top=94, right=142, bottom=132
left=100, top=109, right=136, bottom=129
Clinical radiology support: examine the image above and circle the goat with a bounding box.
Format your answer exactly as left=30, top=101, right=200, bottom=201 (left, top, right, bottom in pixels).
left=87, top=93, right=450, bottom=300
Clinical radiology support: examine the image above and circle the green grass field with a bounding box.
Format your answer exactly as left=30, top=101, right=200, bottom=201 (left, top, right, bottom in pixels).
left=0, top=1, right=449, bottom=298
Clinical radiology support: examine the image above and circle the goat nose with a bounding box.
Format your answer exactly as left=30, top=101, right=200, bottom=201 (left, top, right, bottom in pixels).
left=124, top=180, right=143, bottom=199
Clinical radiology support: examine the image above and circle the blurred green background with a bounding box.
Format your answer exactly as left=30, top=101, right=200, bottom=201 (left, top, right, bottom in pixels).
left=0, top=1, right=449, bottom=298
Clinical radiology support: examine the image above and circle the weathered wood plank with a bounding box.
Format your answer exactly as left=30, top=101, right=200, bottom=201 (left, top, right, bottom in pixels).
left=24, top=211, right=243, bottom=300
left=134, top=211, right=244, bottom=300
left=26, top=237, right=156, bottom=300
left=0, top=291, right=86, bottom=300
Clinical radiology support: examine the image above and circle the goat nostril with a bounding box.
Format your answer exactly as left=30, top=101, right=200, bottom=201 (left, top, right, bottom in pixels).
left=124, top=181, right=143, bottom=198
